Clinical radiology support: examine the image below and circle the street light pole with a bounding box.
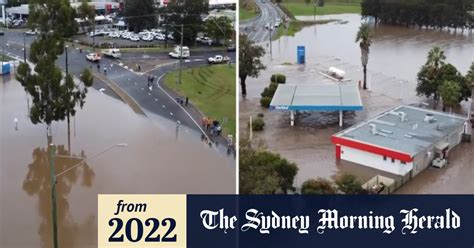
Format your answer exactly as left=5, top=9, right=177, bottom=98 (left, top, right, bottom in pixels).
left=65, top=45, right=69, bottom=75
left=48, top=143, right=128, bottom=248
left=269, top=23, right=273, bottom=60
left=49, top=144, right=59, bottom=248
left=179, top=23, right=183, bottom=85
left=23, top=33, right=27, bottom=63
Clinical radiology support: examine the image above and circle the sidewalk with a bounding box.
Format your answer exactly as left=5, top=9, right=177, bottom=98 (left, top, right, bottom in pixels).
left=158, top=76, right=235, bottom=153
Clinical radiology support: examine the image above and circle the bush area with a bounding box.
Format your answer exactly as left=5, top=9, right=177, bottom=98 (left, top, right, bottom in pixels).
left=240, top=142, right=298, bottom=194
left=251, top=117, right=265, bottom=131
left=281, top=0, right=362, bottom=16
left=301, top=173, right=367, bottom=194
left=260, top=74, right=286, bottom=108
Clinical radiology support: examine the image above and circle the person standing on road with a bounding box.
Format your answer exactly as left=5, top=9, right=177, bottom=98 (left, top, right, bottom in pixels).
left=97, top=63, right=100, bottom=72
left=103, top=66, right=107, bottom=75
left=227, top=134, right=233, bottom=148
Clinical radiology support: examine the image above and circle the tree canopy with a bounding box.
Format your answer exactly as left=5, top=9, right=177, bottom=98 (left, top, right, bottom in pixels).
left=361, top=0, right=473, bottom=31
left=416, top=47, right=470, bottom=103
left=205, top=16, right=234, bottom=46
left=165, top=0, right=209, bottom=46
left=124, top=0, right=158, bottom=33
left=239, top=34, right=266, bottom=96
left=16, top=0, right=92, bottom=139
left=240, top=142, right=298, bottom=194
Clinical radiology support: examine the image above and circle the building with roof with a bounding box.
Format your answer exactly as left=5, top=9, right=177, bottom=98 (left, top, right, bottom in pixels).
left=270, top=83, right=363, bottom=126
left=332, top=105, right=471, bottom=176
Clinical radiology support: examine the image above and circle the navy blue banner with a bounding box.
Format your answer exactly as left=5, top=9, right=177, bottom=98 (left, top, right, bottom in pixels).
left=187, top=195, right=474, bottom=248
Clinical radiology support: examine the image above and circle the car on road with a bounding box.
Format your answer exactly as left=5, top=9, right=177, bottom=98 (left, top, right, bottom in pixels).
left=265, top=23, right=270, bottom=29
left=86, top=52, right=101, bottom=62
left=102, top=48, right=121, bottom=59
left=227, top=45, right=236, bottom=52
left=169, top=46, right=190, bottom=59
left=208, top=55, right=230, bottom=64
left=0, top=30, right=4, bottom=36
left=25, top=30, right=38, bottom=35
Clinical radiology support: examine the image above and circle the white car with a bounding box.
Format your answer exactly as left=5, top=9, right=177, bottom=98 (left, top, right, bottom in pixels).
left=130, top=35, right=140, bottom=42
left=142, top=34, right=154, bottom=41
left=208, top=55, right=230, bottom=64
left=155, top=34, right=165, bottom=41
left=265, top=23, right=270, bottom=29
left=86, top=53, right=101, bottom=62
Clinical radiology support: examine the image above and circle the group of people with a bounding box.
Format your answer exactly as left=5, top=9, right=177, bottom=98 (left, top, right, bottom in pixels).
left=147, top=75, right=156, bottom=90
left=176, top=96, right=189, bottom=106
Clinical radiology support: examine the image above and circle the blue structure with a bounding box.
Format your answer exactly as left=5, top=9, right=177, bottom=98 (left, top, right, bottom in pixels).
left=297, top=46, right=305, bottom=64
left=270, top=83, right=363, bottom=126
left=0, top=62, right=11, bottom=75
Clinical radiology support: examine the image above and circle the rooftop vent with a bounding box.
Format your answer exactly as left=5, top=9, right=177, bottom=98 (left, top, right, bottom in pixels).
left=369, top=124, right=376, bottom=135
left=424, top=113, right=436, bottom=123
left=398, top=111, right=407, bottom=122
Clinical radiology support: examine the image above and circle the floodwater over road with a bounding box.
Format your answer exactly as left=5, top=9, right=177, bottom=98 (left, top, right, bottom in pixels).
left=241, top=13, right=473, bottom=193
left=1, top=75, right=235, bottom=247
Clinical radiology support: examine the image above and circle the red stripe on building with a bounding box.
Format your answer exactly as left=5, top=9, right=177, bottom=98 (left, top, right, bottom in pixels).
left=331, top=136, right=413, bottom=162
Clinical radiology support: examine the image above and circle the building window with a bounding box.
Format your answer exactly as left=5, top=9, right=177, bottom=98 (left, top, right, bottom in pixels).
left=391, top=158, right=395, bottom=163
left=383, top=156, right=387, bottom=161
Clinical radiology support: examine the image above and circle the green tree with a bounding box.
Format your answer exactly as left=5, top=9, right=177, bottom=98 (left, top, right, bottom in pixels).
left=301, top=178, right=336, bottom=194
left=77, top=0, right=96, bottom=35
left=335, top=174, right=365, bottom=194
left=16, top=0, right=93, bottom=141
left=166, top=0, right=209, bottom=46
left=439, top=80, right=461, bottom=112
left=239, top=34, right=266, bottom=96
left=240, top=142, right=298, bottom=194
left=125, top=0, right=157, bottom=33
left=466, top=62, right=474, bottom=109
left=355, top=23, right=372, bottom=90
left=205, top=16, right=234, bottom=46
left=305, top=0, right=310, bottom=5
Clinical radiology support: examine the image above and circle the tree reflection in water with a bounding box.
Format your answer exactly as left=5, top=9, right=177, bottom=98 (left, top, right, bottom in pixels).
left=22, top=145, right=95, bottom=248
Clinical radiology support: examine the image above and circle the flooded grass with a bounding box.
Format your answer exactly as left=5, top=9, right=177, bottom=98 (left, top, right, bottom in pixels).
left=282, top=1, right=361, bottom=16
left=163, top=64, right=236, bottom=137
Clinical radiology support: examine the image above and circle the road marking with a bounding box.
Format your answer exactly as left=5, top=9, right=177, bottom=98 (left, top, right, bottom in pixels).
left=155, top=98, right=158, bottom=102
left=170, top=112, right=173, bottom=116
left=148, top=92, right=151, bottom=96
left=162, top=105, right=165, bottom=108
left=155, top=75, right=212, bottom=145
left=141, top=87, right=144, bottom=91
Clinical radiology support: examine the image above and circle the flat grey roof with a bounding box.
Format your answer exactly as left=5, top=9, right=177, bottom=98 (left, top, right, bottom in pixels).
left=335, top=105, right=467, bottom=156
left=270, top=83, right=363, bottom=111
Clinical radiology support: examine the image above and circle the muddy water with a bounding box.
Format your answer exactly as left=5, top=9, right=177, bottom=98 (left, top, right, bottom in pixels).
left=0, top=75, right=235, bottom=247
left=272, top=14, right=473, bottom=80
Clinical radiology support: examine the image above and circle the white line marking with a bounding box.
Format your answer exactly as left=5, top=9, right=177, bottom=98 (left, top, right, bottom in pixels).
left=155, top=75, right=212, bottom=145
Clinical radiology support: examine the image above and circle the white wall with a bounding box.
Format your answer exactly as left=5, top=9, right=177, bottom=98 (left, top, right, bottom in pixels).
left=340, top=146, right=413, bottom=176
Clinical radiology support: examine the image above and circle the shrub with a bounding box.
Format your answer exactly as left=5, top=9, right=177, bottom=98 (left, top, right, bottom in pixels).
left=301, top=178, right=337, bottom=194
left=335, top=174, right=366, bottom=194
left=260, top=97, right=272, bottom=108
left=257, top=113, right=264, bottom=118
left=251, top=117, right=265, bottom=131
left=270, top=74, right=286, bottom=84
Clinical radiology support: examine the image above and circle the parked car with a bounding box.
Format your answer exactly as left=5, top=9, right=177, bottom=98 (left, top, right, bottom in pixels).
left=86, top=52, right=101, bottom=62
left=130, top=35, right=140, bottom=42
left=0, top=30, right=4, bottom=36
left=227, top=45, right=236, bottom=52
left=25, top=30, right=38, bottom=35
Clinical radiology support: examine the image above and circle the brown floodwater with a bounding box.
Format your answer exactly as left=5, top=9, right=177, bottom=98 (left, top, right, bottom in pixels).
left=0, top=74, right=235, bottom=247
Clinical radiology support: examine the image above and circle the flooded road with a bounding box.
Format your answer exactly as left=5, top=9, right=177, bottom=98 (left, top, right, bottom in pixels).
left=1, top=75, right=235, bottom=247
left=241, top=14, right=473, bottom=193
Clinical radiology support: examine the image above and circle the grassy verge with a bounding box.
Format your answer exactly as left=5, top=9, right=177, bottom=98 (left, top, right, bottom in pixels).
left=273, top=19, right=338, bottom=40
left=240, top=0, right=260, bottom=21
left=281, top=0, right=361, bottom=16
left=163, top=64, right=236, bottom=137
left=0, top=54, right=13, bottom=62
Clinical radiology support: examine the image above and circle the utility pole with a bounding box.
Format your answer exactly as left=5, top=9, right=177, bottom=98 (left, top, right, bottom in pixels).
left=269, top=23, right=273, bottom=60
left=65, top=45, right=69, bottom=75
left=23, top=33, right=26, bottom=63
left=314, top=1, right=317, bottom=21
left=49, top=144, right=59, bottom=248
left=178, top=23, right=183, bottom=85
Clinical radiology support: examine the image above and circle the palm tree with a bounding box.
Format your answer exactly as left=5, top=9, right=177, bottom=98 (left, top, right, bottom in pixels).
left=426, top=46, right=446, bottom=69
left=355, top=23, right=373, bottom=90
